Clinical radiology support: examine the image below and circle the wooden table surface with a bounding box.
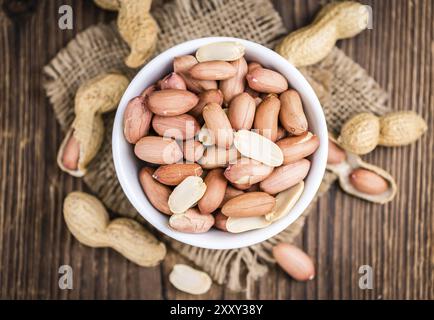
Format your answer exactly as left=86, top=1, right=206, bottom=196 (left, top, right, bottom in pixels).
left=0, top=0, right=432, bottom=300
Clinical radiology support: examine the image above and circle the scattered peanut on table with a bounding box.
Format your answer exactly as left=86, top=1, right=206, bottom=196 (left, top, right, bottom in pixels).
left=121, top=41, right=320, bottom=234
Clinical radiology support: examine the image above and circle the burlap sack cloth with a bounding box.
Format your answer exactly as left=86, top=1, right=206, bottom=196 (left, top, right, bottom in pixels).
left=44, top=0, right=390, bottom=294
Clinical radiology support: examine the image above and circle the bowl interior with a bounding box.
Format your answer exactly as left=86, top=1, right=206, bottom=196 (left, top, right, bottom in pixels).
left=112, top=37, right=328, bottom=250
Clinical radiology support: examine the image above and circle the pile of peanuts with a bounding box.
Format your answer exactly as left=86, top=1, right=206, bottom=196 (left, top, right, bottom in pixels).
left=123, top=42, right=320, bottom=234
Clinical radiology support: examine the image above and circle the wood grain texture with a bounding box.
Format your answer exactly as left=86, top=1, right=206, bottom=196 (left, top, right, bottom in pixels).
left=0, top=0, right=432, bottom=299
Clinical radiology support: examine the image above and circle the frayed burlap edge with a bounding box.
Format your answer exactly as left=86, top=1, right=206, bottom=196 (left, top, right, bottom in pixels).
left=43, top=0, right=390, bottom=296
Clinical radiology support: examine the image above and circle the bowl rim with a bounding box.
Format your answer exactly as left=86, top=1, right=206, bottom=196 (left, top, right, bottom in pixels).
left=112, top=36, right=328, bottom=250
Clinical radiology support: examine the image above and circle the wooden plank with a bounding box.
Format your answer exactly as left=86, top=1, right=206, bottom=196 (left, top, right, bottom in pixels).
left=0, top=0, right=432, bottom=300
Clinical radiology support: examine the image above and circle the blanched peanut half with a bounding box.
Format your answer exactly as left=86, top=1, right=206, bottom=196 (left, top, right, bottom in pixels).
left=226, top=216, right=271, bottom=233
left=152, top=114, right=200, bottom=140
left=276, top=132, right=320, bottom=164
left=224, top=158, right=273, bottom=185
left=134, top=136, right=183, bottom=165
left=233, top=130, right=283, bottom=167
left=279, top=89, right=308, bottom=135
left=220, top=57, right=248, bottom=104
left=197, top=125, right=215, bottom=146
left=246, top=67, right=288, bottom=93
left=168, top=176, right=207, bottom=214
left=183, top=140, right=205, bottom=163
left=195, top=41, right=245, bottom=62
left=139, top=167, right=172, bottom=215
left=228, top=92, right=256, bottom=130
left=327, top=139, right=346, bottom=164
left=221, top=192, right=275, bottom=217
left=265, top=182, right=304, bottom=222
left=349, top=168, right=389, bottom=195
left=254, top=94, right=281, bottom=142
left=202, top=103, right=234, bottom=149
left=169, top=264, right=212, bottom=295
left=198, top=145, right=239, bottom=169
left=189, top=89, right=223, bottom=122
left=219, top=186, right=244, bottom=208
left=260, top=159, right=311, bottom=194
left=160, top=72, right=187, bottom=90
left=173, top=55, right=217, bottom=93
left=198, top=169, right=227, bottom=215
left=214, top=211, right=228, bottom=231
left=148, top=89, right=199, bottom=116
left=190, top=61, right=237, bottom=81
left=123, top=96, right=153, bottom=144
left=62, top=134, right=80, bottom=170
left=153, top=163, right=203, bottom=186
left=169, top=208, right=214, bottom=233
left=273, top=243, right=315, bottom=281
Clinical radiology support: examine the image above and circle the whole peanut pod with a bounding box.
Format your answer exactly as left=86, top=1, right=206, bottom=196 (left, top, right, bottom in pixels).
left=275, top=1, right=369, bottom=67
left=58, top=73, right=129, bottom=177
left=64, top=191, right=166, bottom=267
left=117, top=1, right=158, bottom=68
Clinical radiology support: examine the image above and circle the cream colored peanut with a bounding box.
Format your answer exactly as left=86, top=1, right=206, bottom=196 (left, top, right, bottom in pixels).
left=195, top=41, right=245, bottom=62
left=275, top=1, right=369, bottom=67
left=64, top=191, right=166, bottom=267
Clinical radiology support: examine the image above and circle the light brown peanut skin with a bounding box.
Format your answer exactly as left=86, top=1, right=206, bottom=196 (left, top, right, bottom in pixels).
left=224, top=158, right=273, bottom=185
left=221, top=192, right=275, bottom=217
left=260, top=159, right=311, bottom=194
left=202, top=103, right=234, bottom=149
left=148, top=89, right=199, bottom=116
left=152, top=114, right=200, bottom=140
left=254, top=94, right=281, bottom=142
left=219, top=186, right=244, bottom=208
left=123, top=96, right=153, bottom=144
left=62, top=135, right=80, bottom=170
left=198, top=169, right=228, bottom=215
left=277, top=132, right=320, bottom=164
left=173, top=55, right=218, bottom=93
left=134, top=136, right=183, bottom=165
left=279, top=89, right=308, bottom=135
left=220, top=57, right=248, bottom=104
left=153, top=163, right=203, bottom=186
left=169, top=208, right=215, bottom=233
left=349, top=168, right=389, bottom=195
left=273, top=243, right=315, bottom=281
left=183, top=140, right=205, bottom=163
left=228, top=92, right=256, bottom=130
left=198, top=146, right=239, bottom=169
left=139, top=167, right=172, bottom=215
left=327, top=139, right=346, bottom=164
left=190, top=61, right=237, bottom=80
left=214, top=212, right=228, bottom=231
left=246, top=67, right=288, bottom=94
left=189, top=89, right=224, bottom=122
left=160, top=72, right=187, bottom=90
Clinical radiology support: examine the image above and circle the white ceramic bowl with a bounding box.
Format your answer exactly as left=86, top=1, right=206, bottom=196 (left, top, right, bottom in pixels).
left=113, top=37, right=328, bottom=250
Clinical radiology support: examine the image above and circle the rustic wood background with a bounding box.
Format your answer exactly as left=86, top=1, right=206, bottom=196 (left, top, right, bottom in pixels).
left=0, top=0, right=432, bottom=300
